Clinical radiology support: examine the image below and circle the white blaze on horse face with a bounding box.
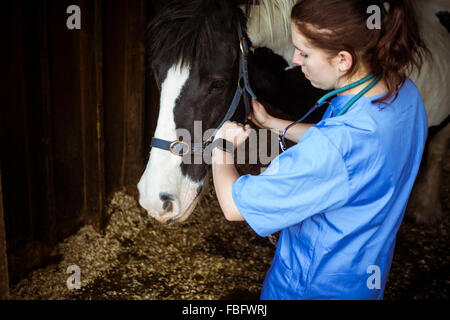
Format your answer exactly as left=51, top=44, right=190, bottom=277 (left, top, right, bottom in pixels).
left=137, top=63, right=202, bottom=223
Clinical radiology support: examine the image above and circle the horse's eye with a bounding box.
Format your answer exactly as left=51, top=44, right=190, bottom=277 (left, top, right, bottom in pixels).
left=210, top=80, right=226, bottom=91
left=212, top=80, right=225, bottom=88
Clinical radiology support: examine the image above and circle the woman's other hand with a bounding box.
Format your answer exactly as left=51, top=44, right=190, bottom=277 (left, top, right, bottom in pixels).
left=248, top=98, right=273, bottom=129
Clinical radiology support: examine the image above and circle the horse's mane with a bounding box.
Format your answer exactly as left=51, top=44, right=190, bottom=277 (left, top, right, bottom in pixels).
left=255, top=0, right=298, bottom=41
left=246, top=0, right=298, bottom=62
left=146, top=0, right=247, bottom=71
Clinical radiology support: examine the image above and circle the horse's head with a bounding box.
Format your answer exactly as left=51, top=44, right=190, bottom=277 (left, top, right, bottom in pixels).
left=138, top=0, right=248, bottom=223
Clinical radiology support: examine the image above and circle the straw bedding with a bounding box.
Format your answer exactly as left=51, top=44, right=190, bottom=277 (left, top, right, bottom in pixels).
left=9, top=148, right=449, bottom=300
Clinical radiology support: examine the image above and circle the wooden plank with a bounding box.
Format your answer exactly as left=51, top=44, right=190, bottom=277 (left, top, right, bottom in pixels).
left=47, top=0, right=106, bottom=238
left=48, top=0, right=86, bottom=239
left=0, top=168, right=10, bottom=299
left=78, top=0, right=106, bottom=231
left=103, top=0, right=147, bottom=198
left=2, top=0, right=59, bottom=284
left=37, top=0, right=57, bottom=246
left=2, top=0, right=33, bottom=261
left=92, top=0, right=107, bottom=231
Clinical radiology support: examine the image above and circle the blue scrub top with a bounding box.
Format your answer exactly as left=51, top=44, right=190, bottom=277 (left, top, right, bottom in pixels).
left=232, top=78, right=428, bottom=300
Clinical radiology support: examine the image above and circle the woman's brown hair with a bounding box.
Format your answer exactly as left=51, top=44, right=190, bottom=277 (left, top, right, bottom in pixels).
left=291, top=0, right=429, bottom=105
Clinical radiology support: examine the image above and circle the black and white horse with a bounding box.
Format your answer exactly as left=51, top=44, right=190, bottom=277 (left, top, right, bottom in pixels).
left=138, top=0, right=450, bottom=225
left=137, top=0, right=323, bottom=223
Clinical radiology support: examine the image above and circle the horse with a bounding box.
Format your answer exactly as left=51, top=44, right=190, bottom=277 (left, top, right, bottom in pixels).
left=137, top=0, right=325, bottom=223
left=138, top=0, right=450, bottom=225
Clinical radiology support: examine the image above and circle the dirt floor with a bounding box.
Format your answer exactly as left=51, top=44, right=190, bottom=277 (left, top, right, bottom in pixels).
left=8, top=147, right=450, bottom=300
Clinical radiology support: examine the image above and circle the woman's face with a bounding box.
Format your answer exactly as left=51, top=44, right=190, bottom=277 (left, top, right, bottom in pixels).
left=291, top=22, right=342, bottom=90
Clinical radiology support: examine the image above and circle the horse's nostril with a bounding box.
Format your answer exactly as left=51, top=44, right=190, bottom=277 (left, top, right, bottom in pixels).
left=162, top=200, right=173, bottom=212
left=159, top=192, right=175, bottom=202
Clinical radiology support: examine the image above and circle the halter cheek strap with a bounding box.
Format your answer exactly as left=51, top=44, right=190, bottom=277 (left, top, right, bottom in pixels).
left=209, top=21, right=256, bottom=142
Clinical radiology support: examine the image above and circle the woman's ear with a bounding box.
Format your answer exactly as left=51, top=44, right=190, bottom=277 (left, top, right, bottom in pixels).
left=335, top=51, right=353, bottom=73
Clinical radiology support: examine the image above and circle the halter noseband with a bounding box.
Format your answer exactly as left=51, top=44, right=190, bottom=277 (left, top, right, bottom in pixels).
left=150, top=21, right=257, bottom=156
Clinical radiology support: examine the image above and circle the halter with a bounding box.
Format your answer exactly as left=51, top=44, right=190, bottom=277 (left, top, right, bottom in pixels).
left=150, top=21, right=257, bottom=157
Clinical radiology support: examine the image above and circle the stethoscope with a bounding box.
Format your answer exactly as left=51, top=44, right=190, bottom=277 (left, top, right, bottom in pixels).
left=279, top=73, right=382, bottom=152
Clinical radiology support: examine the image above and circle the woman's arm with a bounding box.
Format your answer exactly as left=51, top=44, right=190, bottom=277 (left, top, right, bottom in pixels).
left=211, top=121, right=251, bottom=222
left=211, top=148, right=244, bottom=221
left=266, top=118, right=314, bottom=143
left=249, top=99, right=314, bottom=143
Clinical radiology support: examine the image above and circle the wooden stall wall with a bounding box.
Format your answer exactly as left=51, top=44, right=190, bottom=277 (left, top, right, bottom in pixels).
left=1, top=0, right=160, bottom=290
left=103, top=0, right=147, bottom=198
left=0, top=169, right=9, bottom=300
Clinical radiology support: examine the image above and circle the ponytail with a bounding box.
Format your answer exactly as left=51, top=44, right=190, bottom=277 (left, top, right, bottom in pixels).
left=371, top=0, right=429, bottom=104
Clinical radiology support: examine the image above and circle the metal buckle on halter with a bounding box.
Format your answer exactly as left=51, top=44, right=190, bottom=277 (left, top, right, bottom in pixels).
left=239, top=37, right=248, bottom=57
left=237, top=76, right=244, bottom=89
left=169, top=140, right=190, bottom=156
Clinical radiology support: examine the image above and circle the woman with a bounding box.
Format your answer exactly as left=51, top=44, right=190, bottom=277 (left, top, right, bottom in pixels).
left=211, top=0, right=428, bottom=299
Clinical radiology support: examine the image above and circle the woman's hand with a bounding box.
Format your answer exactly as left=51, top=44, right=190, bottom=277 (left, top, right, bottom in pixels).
left=248, top=98, right=273, bottom=129
left=214, top=121, right=251, bottom=151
